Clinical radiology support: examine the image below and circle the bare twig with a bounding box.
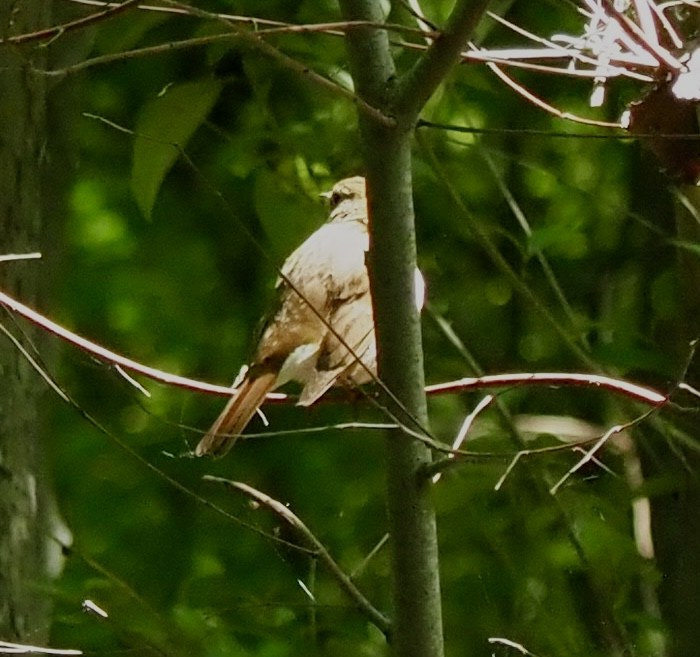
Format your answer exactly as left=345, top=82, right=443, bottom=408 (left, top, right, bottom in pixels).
left=549, top=422, right=628, bottom=494
left=0, top=317, right=316, bottom=553
left=432, top=394, right=494, bottom=483
left=203, top=476, right=392, bottom=636
left=42, top=33, right=234, bottom=78
left=598, top=0, right=685, bottom=71
left=485, top=61, right=622, bottom=128
left=0, top=288, right=666, bottom=408
left=350, top=532, right=390, bottom=579
left=0, top=287, right=267, bottom=398
left=396, top=0, right=490, bottom=119
left=488, top=636, right=544, bottom=657
left=0, top=641, right=81, bottom=655
left=426, top=372, right=667, bottom=406
left=1, top=0, right=141, bottom=45
left=479, top=148, right=587, bottom=344
left=0, top=252, right=42, bottom=262
left=161, top=0, right=396, bottom=128
left=0, top=322, right=69, bottom=402
left=36, top=12, right=394, bottom=126
left=64, top=0, right=430, bottom=40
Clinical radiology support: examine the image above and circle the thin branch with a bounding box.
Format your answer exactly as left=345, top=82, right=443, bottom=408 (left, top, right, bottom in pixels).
left=41, top=32, right=235, bottom=77
left=160, top=0, right=395, bottom=127
left=0, top=288, right=667, bottom=407
left=50, top=536, right=167, bottom=630
left=485, top=61, right=622, bottom=128
left=432, top=394, right=494, bottom=483
left=397, top=0, right=490, bottom=120
left=479, top=149, right=588, bottom=346
left=350, top=533, right=390, bottom=579
left=0, top=288, right=252, bottom=397
left=418, top=120, right=689, bottom=139
left=0, top=641, right=81, bottom=655
left=64, top=0, right=431, bottom=40
left=461, top=49, right=654, bottom=81
left=0, top=252, right=42, bottom=262
left=1, top=0, right=141, bottom=45
left=425, top=372, right=667, bottom=406
left=549, top=422, right=628, bottom=494
left=2, top=282, right=669, bottom=486
left=418, top=135, right=602, bottom=368
left=419, top=119, right=700, bottom=141
left=208, top=422, right=400, bottom=441
left=0, top=317, right=315, bottom=554
left=38, top=18, right=393, bottom=127
left=0, top=322, right=69, bottom=402
left=598, top=0, right=685, bottom=71
left=424, top=424, right=651, bottom=480
left=493, top=451, right=525, bottom=492
left=488, top=637, right=544, bottom=657
left=479, top=10, right=654, bottom=77
left=203, top=476, right=392, bottom=637
left=679, top=381, right=700, bottom=398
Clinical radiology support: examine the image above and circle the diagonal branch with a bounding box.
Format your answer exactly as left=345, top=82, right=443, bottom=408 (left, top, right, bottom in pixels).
left=396, top=0, right=490, bottom=120
left=0, top=288, right=245, bottom=397
left=0, top=0, right=141, bottom=45
left=203, top=476, right=392, bottom=636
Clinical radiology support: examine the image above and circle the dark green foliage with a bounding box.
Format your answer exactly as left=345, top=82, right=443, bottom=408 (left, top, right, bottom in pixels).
left=19, top=2, right=698, bottom=656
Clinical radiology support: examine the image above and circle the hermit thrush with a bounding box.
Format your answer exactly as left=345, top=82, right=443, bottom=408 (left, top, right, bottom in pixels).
left=196, top=176, right=424, bottom=457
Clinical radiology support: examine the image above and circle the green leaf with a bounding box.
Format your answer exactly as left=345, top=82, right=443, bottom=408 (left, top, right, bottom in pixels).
left=254, top=170, right=320, bottom=258
left=132, top=79, right=222, bottom=219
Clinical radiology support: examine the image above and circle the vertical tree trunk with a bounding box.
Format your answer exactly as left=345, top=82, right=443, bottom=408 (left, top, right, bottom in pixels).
left=339, top=2, right=487, bottom=654
left=0, top=2, right=55, bottom=641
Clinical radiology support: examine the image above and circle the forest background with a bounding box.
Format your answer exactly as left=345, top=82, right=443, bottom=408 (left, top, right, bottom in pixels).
left=1, top=1, right=700, bottom=657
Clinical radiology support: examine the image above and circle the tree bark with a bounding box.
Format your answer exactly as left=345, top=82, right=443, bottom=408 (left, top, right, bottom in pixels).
left=339, top=2, right=488, bottom=655
left=0, top=2, right=55, bottom=641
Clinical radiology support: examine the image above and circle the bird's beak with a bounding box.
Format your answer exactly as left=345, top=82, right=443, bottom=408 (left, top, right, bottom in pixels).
left=320, top=190, right=332, bottom=201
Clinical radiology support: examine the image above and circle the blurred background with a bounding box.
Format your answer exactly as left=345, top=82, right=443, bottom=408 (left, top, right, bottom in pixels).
left=2, top=1, right=698, bottom=655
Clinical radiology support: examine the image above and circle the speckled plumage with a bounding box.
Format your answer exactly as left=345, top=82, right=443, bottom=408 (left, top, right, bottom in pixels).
left=196, top=176, right=377, bottom=457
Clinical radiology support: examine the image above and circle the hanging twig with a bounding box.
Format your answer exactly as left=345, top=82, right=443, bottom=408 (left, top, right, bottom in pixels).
left=203, top=476, right=392, bottom=636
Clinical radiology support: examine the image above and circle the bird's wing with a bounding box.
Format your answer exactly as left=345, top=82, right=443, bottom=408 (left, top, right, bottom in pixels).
left=297, top=286, right=375, bottom=406
left=258, top=220, right=369, bottom=365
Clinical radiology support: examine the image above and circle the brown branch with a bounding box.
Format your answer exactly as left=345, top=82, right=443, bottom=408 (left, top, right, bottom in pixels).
left=485, top=61, right=622, bottom=128
left=426, top=372, right=666, bottom=406
left=396, top=0, right=490, bottom=119
left=0, top=640, right=81, bottom=655
left=0, top=287, right=281, bottom=398
left=42, top=33, right=240, bottom=77
left=160, top=0, right=395, bottom=127
left=203, top=476, right=392, bottom=637
left=40, top=21, right=393, bottom=128
left=0, top=312, right=319, bottom=554
left=2, top=0, right=142, bottom=45
left=0, top=288, right=668, bottom=407
left=424, top=406, right=659, bottom=481
left=63, top=0, right=431, bottom=40
left=2, top=284, right=675, bottom=487
left=549, top=422, right=629, bottom=495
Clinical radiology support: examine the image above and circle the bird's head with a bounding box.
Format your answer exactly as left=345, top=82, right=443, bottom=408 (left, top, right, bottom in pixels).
left=322, top=176, right=367, bottom=223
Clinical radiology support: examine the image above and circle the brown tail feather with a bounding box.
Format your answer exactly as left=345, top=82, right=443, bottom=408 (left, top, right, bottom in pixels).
left=195, top=371, right=277, bottom=457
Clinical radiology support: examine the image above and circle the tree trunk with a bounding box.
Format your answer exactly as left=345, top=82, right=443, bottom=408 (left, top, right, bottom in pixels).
left=0, top=2, right=55, bottom=641
left=339, top=2, right=488, bottom=654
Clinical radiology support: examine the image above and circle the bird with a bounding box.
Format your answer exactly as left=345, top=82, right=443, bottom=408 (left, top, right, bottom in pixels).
left=197, top=176, right=424, bottom=458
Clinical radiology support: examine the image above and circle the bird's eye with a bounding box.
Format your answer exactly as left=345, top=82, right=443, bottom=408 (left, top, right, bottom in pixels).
left=330, top=191, right=342, bottom=208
